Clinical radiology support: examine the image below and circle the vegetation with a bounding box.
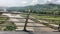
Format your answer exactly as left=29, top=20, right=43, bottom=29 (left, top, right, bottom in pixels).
left=4, top=22, right=16, bottom=31
left=0, top=12, right=3, bottom=15
left=19, top=4, right=60, bottom=25
left=0, top=17, right=8, bottom=24
left=30, top=13, right=60, bottom=25
left=0, top=15, right=16, bottom=31
left=1, top=4, right=60, bottom=30
left=20, top=12, right=60, bottom=25
left=0, top=15, right=9, bottom=30
left=7, top=4, right=60, bottom=15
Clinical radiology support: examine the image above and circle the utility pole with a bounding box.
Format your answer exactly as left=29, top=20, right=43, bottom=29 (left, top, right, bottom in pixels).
left=23, top=8, right=31, bottom=31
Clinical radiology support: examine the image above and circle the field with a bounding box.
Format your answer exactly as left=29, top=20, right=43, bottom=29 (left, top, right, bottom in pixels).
left=0, top=15, right=16, bottom=31
left=31, top=13, right=60, bottom=20
left=30, top=13, right=60, bottom=25
left=20, top=13, right=60, bottom=25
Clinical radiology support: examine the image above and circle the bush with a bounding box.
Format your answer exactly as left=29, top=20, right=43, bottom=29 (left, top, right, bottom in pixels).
left=4, top=22, right=17, bottom=31
left=0, top=17, right=9, bottom=24
left=0, top=12, right=2, bottom=15
left=0, top=21, right=4, bottom=24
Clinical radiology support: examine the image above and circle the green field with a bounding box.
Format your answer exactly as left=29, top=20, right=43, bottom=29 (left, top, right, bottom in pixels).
left=30, top=13, right=60, bottom=20
left=0, top=16, right=9, bottom=24
left=30, top=13, right=60, bottom=24
left=0, top=15, right=16, bottom=31
left=20, top=13, right=60, bottom=25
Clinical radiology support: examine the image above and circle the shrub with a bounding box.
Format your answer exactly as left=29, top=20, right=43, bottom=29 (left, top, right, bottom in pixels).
left=4, top=22, right=17, bottom=31
left=0, top=17, right=9, bottom=24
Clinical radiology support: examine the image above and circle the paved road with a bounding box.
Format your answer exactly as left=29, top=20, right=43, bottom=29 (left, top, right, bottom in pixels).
left=0, top=31, right=60, bottom=34
left=2, top=13, right=60, bottom=34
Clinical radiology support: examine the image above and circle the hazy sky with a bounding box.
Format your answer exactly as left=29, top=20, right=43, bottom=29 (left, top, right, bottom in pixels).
left=0, top=0, right=60, bottom=7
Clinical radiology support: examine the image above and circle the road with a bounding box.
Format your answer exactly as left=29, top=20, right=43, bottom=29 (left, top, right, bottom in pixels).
left=2, top=13, right=60, bottom=34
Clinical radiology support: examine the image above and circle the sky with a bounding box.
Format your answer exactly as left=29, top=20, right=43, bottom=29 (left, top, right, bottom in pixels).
left=0, top=0, right=60, bottom=7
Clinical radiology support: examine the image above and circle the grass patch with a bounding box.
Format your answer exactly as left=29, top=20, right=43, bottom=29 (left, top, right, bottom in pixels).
left=4, top=22, right=17, bottom=31
left=0, top=16, right=9, bottom=24
left=30, top=13, right=60, bottom=25
left=30, top=13, right=60, bottom=20
left=20, top=13, right=60, bottom=25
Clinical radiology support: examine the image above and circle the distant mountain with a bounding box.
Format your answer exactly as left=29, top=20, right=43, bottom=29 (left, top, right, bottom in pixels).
left=3, top=4, right=60, bottom=12
left=0, top=4, right=60, bottom=15
left=20, top=4, right=60, bottom=11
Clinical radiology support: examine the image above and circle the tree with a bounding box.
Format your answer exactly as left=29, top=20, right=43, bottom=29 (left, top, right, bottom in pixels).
left=23, top=8, right=31, bottom=31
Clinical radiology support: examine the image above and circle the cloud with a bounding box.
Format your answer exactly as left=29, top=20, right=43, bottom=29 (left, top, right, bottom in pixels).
left=32, top=0, right=38, bottom=3
left=30, top=0, right=38, bottom=5
left=21, top=1, right=27, bottom=4
left=0, top=0, right=60, bottom=7
left=48, top=0, right=51, bottom=2
left=49, top=0, right=60, bottom=4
